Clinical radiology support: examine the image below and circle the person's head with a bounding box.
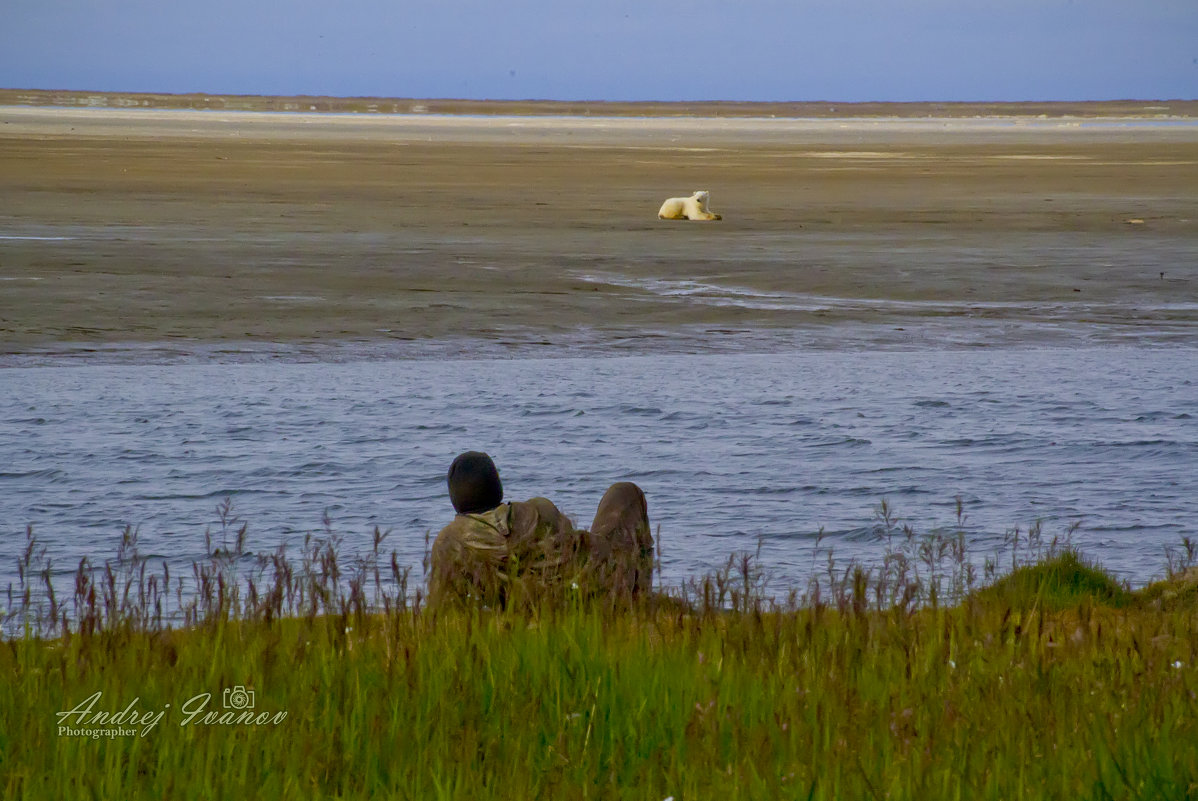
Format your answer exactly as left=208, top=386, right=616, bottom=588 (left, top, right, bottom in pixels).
left=447, top=451, right=503, bottom=514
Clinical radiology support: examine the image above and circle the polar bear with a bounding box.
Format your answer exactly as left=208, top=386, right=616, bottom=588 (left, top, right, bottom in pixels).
left=658, top=190, right=722, bottom=221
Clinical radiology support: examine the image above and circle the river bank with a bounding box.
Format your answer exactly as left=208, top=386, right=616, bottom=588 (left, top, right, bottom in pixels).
left=4, top=537, right=1196, bottom=799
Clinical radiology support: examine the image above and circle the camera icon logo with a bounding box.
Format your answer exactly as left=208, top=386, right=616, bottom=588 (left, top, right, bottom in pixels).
left=222, top=686, right=255, bottom=710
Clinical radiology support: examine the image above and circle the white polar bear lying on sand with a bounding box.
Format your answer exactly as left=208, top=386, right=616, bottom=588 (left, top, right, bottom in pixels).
left=658, top=190, right=722, bottom=221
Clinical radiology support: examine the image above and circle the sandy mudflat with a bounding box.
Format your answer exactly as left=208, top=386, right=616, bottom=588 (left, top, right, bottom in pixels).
left=1, top=104, right=1195, bottom=359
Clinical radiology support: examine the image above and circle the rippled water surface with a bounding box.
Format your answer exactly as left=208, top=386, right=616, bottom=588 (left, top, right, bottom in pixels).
left=2, top=346, right=1195, bottom=594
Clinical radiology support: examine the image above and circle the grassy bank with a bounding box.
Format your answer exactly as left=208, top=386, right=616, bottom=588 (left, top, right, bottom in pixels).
left=2, top=517, right=1196, bottom=799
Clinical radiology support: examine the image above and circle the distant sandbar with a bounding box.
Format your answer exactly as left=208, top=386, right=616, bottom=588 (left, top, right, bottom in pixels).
left=3, top=88, right=1196, bottom=120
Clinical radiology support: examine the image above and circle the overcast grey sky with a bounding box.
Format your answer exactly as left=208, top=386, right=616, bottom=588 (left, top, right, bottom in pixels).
left=2, top=1, right=1196, bottom=102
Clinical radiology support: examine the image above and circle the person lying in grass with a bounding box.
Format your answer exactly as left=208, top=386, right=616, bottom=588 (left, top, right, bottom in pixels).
left=427, top=451, right=653, bottom=608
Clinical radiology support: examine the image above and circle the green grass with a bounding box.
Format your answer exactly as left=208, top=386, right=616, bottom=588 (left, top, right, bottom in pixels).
left=970, top=548, right=1135, bottom=610
left=2, top=514, right=1196, bottom=800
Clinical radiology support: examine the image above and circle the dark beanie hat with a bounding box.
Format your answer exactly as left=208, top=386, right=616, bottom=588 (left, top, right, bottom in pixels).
left=447, top=451, right=503, bottom=514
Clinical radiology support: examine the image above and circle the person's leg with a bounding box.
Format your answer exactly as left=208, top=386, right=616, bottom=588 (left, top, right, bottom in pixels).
left=589, top=482, right=653, bottom=595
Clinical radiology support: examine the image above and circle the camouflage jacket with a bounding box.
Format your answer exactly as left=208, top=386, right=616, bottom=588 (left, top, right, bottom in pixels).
left=427, top=498, right=592, bottom=609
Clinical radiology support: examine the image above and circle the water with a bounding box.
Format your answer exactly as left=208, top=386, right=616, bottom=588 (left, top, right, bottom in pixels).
left=2, top=346, right=1195, bottom=599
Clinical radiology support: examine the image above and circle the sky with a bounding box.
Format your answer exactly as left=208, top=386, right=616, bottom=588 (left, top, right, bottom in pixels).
left=2, top=0, right=1196, bottom=102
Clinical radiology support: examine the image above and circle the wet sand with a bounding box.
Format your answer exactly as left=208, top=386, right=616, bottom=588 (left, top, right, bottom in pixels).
left=1, top=105, right=1196, bottom=358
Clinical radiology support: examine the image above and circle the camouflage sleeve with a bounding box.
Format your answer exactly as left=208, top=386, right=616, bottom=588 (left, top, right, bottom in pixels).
left=507, top=498, right=590, bottom=590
